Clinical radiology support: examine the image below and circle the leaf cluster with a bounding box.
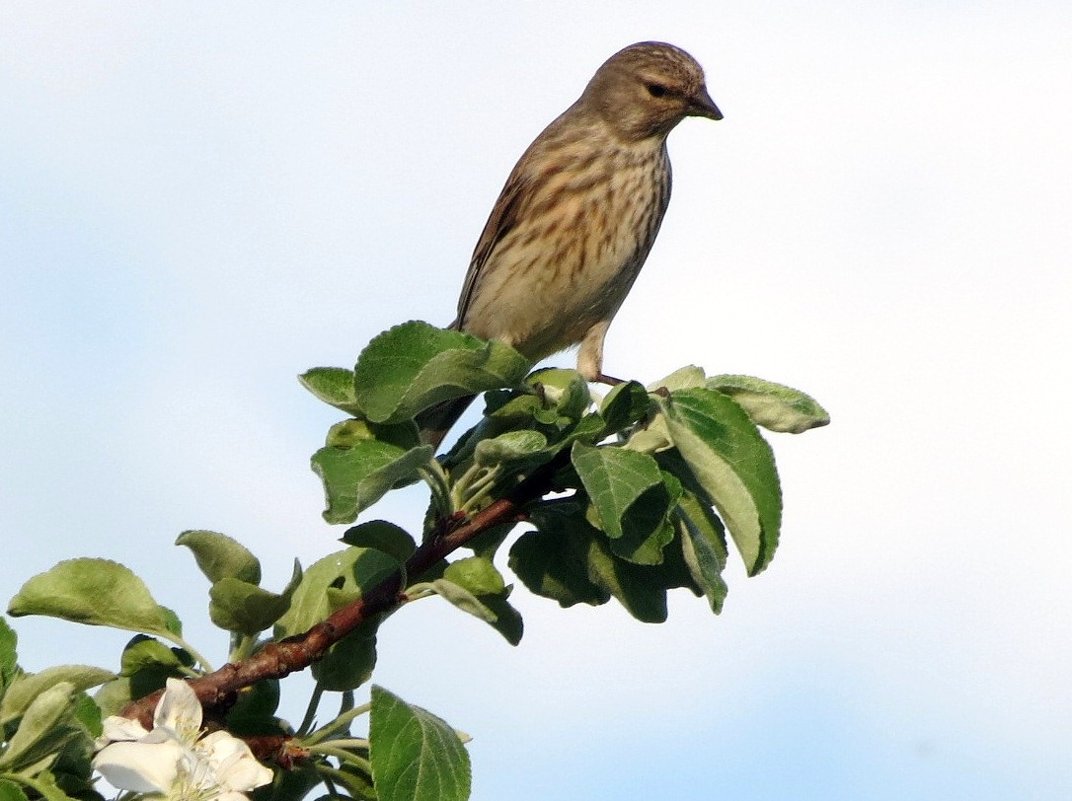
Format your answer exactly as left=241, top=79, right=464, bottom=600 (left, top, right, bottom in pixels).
left=0, top=619, right=108, bottom=801
left=3, top=320, right=827, bottom=801
left=302, top=322, right=828, bottom=628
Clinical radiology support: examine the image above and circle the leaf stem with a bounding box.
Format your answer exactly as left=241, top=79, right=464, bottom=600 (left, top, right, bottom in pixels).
left=453, top=462, right=504, bottom=514
left=402, top=581, right=437, bottom=601
left=307, top=743, right=371, bottom=767
left=296, top=684, right=325, bottom=737
left=230, top=633, right=258, bottom=663
left=305, top=701, right=373, bottom=745
left=419, top=458, right=454, bottom=518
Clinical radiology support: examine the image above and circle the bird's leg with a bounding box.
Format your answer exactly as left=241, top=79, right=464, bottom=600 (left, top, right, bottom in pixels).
left=578, top=323, right=629, bottom=385
left=577, top=321, right=613, bottom=383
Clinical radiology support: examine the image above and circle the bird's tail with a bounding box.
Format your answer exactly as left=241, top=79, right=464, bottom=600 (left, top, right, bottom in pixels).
left=416, top=394, right=477, bottom=450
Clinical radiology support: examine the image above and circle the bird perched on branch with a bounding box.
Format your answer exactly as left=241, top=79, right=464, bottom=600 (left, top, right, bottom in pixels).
left=421, top=41, right=721, bottom=447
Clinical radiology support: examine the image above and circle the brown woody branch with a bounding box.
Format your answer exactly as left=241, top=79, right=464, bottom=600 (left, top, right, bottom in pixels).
left=118, top=452, right=567, bottom=730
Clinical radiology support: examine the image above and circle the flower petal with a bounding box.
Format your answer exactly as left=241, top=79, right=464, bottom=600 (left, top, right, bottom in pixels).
left=198, top=731, right=274, bottom=791
left=97, top=715, right=150, bottom=746
left=215, top=793, right=253, bottom=801
left=93, top=739, right=186, bottom=793
left=154, top=677, right=202, bottom=740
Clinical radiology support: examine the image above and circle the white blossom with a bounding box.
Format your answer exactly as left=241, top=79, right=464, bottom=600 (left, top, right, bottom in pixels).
left=93, top=678, right=273, bottom=801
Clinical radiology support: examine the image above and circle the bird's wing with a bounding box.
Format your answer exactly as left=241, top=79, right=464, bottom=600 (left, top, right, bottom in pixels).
left=453, top=169, right=531, bottom=328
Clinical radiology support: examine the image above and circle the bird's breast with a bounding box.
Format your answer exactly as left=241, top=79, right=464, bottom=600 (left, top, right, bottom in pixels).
left=463, top=140, right=671, bottom=362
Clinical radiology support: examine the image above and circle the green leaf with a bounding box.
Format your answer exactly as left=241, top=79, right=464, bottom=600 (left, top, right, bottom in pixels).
left=226, top=679, right=282, bottom=735
left=209, top=577, right=293, bottom=636
left=509, top=526, right=609, bottom=610
left=648, top=365, right=707, bottom=392
left=430, top=580, right=496, bottom=624
left=660, top=388, right=782, bottom=575
left=275, top=548, right=398, bottom=637
left=332, top=760, right=378, bottom=801
left=322, top=418, right=419, bottom=451
left=7, top=559, right=171, bottom=636
left=0, top=778, right=29, bottom=801
left=46, top=694, right=100, bottom=798
left=708, top=374, right=830, bottom=433
left=176, top=530, right=262, bottom=585
left=312, top=623, right=378, bottom=692
left=472, top=593, right=523, bottom=645
left=299, top=366, right=363, bottom=416
left=10, top=770, right=81, bottom=801
left=0, top=682, right=76, bottom=772
left=579, top=535, right=668, bottom=623
left=473, top=430, right=548, bottom=467
left=0, top=667, right=113, bottom=726
left=525, top=368, right=591, bottom=419
left=313, top=440, right=434, bottom=525
left=571, top=442, right=662, bottom=540
left=271, top=763, right=324, bottom=801
left=324, top=418, right=422, bottom=452
left=479, top=390, right=545, bottom=427
left=673, top=489, right=729, bottom=613
left=445, top=384, right=603, bottom=472
left=442, top=557, right=505, bottom=596
left=433, top=558, right=522, bottom=645
left=482, top=383, right=579, bottom=430
left=354, top=321, right=531, bottom=424
left=92, top=678, right=134, bottom=719
left=561, top=412, right=610, bottom=449
left=159, top=606, right=183, bottom=636
left=602, top=474, right=680, bottom=566
left=369, top=685, right=471, bottom=801
left=599, top=381, right=651, bottom=433
left=211, top=560, right=301, bottom=636
left=114, top=637, right=185, bottom=708
left=622, top=419, right=673, bottom=455
left=515, top=500, right=668, bottom=622
left=430, top=580, right=523, bottom=646
left=0, top=619, right=16, bottom=690
left=118, top=636, right=188, bottom=676
left=341, top=521, right=417, bottom=563
left=69, top=689, right=103, bottom=737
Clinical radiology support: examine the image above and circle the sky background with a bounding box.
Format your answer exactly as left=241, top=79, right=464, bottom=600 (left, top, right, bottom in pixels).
left=2, top=2, right=1070, bottom=799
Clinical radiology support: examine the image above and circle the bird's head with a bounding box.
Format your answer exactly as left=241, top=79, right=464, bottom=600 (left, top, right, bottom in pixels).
left=582, top=41, right=722, bottom=142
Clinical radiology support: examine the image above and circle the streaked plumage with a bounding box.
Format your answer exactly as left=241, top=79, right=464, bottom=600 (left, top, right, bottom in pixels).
left=422, top=42, right=721, bottom=446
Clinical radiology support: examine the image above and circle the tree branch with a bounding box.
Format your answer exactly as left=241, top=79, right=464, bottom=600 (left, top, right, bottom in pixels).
left=119, top=451, right=568, bottom=728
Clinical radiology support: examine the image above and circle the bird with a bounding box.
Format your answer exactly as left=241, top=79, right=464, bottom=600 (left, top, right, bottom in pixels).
left=420, top=41, right=721, bottom=447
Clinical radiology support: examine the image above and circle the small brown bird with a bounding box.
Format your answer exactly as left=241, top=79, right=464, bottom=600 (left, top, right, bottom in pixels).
left=422, top=42, right=721, bottom=446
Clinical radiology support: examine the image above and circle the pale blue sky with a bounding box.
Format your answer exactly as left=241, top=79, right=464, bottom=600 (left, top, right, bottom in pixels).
left=2, top=3, right=1070, bottom=799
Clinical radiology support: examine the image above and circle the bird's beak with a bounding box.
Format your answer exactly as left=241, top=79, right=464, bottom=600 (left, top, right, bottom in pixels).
left=689, top=86, right=723, bottom=120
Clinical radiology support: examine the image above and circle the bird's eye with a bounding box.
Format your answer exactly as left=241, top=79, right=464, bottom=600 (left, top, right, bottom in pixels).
left=646, top=83, right=669, bottom=98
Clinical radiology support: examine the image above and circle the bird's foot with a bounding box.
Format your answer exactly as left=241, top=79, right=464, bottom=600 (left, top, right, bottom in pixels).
left=593, top=372, right=625, bottom=386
